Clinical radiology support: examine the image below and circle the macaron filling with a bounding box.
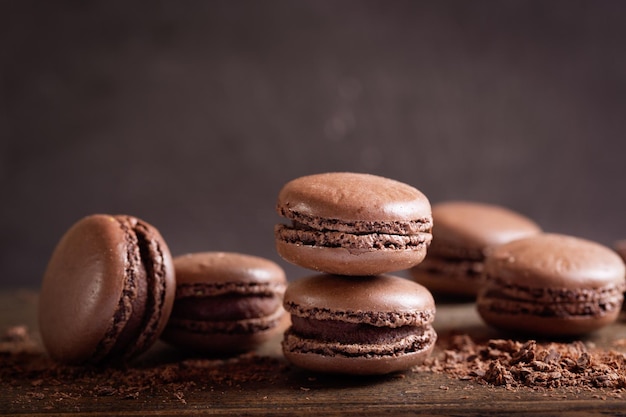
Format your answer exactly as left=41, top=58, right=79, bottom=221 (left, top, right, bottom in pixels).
left=281, top=211, right=432, bottom=235
left=416, top=256, right=484, bottom=281
left=167, top=282, right=287, bottom=335
left=171, top=294, right=283, bottom=321
left=285, top=303, right=435, bottom=326
left=290, top=316, right=430, bottom=345
left=275, top=208, right=433, bottom=252
left=480, top=278, right=625, bottom=318
left=168, top=307, right=286, bottom=334
left=92, top=216, right=168, bottom=363
left=283, top=325, right=437, bottom=358
left=425, top=241, right=486, bottom=261
left=283, top=302, right=437, bottom=359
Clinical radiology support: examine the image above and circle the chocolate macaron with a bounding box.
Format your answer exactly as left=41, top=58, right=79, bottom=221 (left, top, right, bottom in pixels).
left=161, top=252, right=288, bottom=354
left=477, top=233, right=626, bottom=336
left=282, top=274, right=437, bottom=375
left=410, top=201, right=541, bottom=297
left=613, top=240, right=626, bottom=310
left=39, top=214, right=176, bottom=365
left=275, top=172, right=433, bottom=276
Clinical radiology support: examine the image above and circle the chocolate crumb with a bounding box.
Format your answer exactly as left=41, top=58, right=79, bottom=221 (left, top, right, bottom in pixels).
left=1, top=325, right=289, bottom=412
left=415, top=333, right=626, bottom=390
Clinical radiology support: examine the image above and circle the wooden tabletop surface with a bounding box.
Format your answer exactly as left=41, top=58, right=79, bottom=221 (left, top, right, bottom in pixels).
left=2, top=289, right=626, bottom=416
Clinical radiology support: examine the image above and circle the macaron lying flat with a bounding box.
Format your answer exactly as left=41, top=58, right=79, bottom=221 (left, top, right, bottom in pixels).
left=477, top=233, right=626, bottom=336
left=410, top=201, right=541, bottom=297
left=613, top=240, right=626, bottom=310
left=275, top=172, right=433, bottom=276
left=38, top=214, right=176, bottom=365
left=282, top=274, right=437, bottom=375
left=161, top=252, right=288, bottom=354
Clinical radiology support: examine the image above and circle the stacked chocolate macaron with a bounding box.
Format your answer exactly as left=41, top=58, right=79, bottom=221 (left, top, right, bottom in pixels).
left=275, top=172, right=437, bottom=375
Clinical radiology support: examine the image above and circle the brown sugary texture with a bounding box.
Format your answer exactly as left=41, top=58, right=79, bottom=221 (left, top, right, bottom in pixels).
left=277, top=206, right=433, bottom=235
left=275, top=224, right=432, bottom=251
left=415, top=333, right=626, bottom=389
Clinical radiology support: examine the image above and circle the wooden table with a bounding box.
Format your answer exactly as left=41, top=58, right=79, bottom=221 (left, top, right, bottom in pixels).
left=2, top=289, right=626, bottom=416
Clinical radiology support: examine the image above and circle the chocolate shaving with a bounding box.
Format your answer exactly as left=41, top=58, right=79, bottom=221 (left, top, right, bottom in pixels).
left=1, top=325, right=288, bottom=410
left=415, top=333, right=626, bottom=390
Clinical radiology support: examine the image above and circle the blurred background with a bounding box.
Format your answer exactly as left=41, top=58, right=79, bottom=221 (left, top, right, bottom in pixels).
left=2, top=0, right=626, bottom=288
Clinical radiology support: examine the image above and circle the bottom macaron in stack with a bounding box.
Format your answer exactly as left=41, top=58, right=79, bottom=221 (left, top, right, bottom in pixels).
left=274, top=172, right=438, bottom=375
left=281, top=274, right=437, bottom=375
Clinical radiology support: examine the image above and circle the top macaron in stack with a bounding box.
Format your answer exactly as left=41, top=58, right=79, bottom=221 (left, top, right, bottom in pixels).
left=274, top=172, right=434, bottom=276
left=274, top=172, right=438, bottom=374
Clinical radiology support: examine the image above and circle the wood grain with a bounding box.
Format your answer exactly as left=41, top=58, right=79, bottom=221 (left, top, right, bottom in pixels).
left=1, top=290, right=626, bottom=416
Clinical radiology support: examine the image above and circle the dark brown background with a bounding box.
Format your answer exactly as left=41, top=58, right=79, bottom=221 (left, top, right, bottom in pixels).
left=2, top=0, right=626, bottom=288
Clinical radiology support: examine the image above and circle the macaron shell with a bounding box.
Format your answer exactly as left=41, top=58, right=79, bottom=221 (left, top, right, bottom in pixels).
left=163, top=252, right=287, bottom=354
left=484, top=233, right=626, bottom=289
left=277, top=172, right=431, bottom=222
left=284, top=274, right=435, bottom=320
left=39, top=215, right=129, bottom=363
left=429, top=201, right=541, bottom=254
left=282, top=330, right=436, bottom=375
left=276, top=241, right=429, bottom=276
left=173, top=252, right=286, bottom=285
left=162, top=312, right=290, bottom=354
left=476, top=307, right=621, bottom=337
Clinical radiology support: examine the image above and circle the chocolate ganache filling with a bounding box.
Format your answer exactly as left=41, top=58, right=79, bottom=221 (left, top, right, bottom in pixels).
left=275, top=208, right=433, bottom=250
left=172, top=294, right=282, bottom=321
left=290, top=316, right=426, bottom=345
left=482, top=277, right=625, bottom=318
left=93, top=216, right=167, bottom=363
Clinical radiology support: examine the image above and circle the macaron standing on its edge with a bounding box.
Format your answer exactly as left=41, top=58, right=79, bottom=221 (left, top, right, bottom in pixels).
left=410, top=201, right=542, bottom=298
left=282, top=274, right=437, bottom=375
left=161, top=252, right=289, bottom=354
left=477, top=233, right=626, bottom=337
left=38, top=214, right=176, bottom=365
left=274, top=172, right=433, bottom=276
